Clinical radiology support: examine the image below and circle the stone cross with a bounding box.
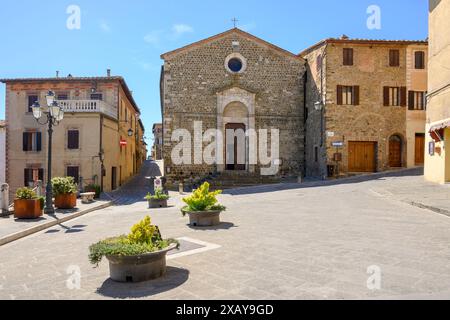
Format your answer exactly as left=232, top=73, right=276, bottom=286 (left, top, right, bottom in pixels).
left=232, top=18, right=239, bottom=28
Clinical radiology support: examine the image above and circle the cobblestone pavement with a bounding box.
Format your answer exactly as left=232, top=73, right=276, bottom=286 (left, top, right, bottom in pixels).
left=1, top=170, right=450, bottom=300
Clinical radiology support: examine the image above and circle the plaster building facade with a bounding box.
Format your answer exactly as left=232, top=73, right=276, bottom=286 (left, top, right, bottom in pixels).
left=425, top=0, right=450, bottom=184
left=1, top=74, right=145, bottom=197
left=0, top=120, right=5, bottom=183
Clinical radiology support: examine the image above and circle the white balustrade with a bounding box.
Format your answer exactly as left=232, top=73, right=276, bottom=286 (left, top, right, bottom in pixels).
left=58, top=100, right=117, bottom=119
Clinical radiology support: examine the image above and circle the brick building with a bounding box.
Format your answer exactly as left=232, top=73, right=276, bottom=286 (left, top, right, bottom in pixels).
left=160, top=28, right=306, bottom=186
left=301, top=36, right=428, bottom=178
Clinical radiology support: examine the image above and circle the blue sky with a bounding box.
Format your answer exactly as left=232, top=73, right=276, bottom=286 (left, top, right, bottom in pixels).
left=0, top=0, right=428, bottom=142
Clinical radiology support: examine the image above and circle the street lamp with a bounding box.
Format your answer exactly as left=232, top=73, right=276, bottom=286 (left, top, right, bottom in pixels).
left=32, top=90, right=64, bottom=215
left=127, top=128, right=133, bottom=137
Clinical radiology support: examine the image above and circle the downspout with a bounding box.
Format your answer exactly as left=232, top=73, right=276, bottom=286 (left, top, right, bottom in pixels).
left=100, top=114, right=104, bottom=192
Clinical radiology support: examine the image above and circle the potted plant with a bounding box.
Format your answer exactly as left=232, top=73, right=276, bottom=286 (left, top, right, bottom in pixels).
left=145, top=187, right=169, bottom=208
left=89, top=216, right=178, bottom=283
left=52, top=177, right=78, bottom=209
left=14, top=187, right=43, bottom=219
left=181, top=182, right=226, bottom=227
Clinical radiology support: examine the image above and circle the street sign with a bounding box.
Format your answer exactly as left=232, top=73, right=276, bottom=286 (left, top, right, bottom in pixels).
left=332, top=141, right=344, bottom=147
left=154, top=178, right=162, bottom=189
left=327, top=131, right=335, bottom=137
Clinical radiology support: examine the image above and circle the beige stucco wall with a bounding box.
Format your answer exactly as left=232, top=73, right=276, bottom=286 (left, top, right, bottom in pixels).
left=0, top=125, right=5, bottom=183
left=425, top=0, right=450, bottom=183
left=406, top=45, right=428, bottom=167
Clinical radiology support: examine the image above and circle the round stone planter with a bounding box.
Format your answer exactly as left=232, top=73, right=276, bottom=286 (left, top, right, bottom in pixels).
left=148, top=199, right=168, bottom=209
left=186, top=210, right=222, bottom=227
left=106, top=243, right=177, bottom=283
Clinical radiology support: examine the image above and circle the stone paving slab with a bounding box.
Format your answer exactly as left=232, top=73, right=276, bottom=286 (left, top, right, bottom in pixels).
left=0, top=199, right=112, bottom=246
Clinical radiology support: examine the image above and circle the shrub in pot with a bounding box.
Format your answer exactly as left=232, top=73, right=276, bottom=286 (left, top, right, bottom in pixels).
left=14, top=187, right=43, bottom=219
left=145, top=187, right=169, bottom=208
left=181, top=182, right=226, bottom=227
left=89, top=216, right=178, bottom=283
left=52, top=177, right=78, bottom=209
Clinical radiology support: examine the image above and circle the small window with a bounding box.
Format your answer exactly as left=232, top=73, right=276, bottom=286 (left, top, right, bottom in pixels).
left=384, top=87, right=406, bottom=107
left=389, top=50, right=400, bottom=67
left=24, top=168, right=43, bottom=187
left=23, top=131, right=42, bottom=152
left=67, top=166, right=80, bottom=183
left=408, top=91, right=426, bottom=110
left=27, top=95, right=39, bottom=112
left=415, top=51, right=425, bottom=69
left=316, top=54, right=322, bottom=72
left=228, top=58, right=243, bottom=73
left=337, top=85, right=359, bottom=105
left=314, top=146, right=319, bottom=162
left=90, top=93, right=103, bottom=100
left=343, top=48, right=354, bottom=66
left=67, top=130, right=79, bottom=149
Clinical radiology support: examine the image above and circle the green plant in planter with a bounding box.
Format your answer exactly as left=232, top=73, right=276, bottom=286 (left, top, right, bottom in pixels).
left=51, top=177, right=77, bottom=196
left=181, top=182, right=226, bottom=216
left=38, top=196, right=45, bottom=210
left=144, top=187, right=169, bottom=201
left=15, top=187, right=38, bottom=200
left=88, top=215, right=178, bottom=267
left=84, top=184, right=101, bottom=198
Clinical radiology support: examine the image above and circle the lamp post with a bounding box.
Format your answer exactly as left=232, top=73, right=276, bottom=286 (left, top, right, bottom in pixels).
left=31, top=91, right=64, bottom=215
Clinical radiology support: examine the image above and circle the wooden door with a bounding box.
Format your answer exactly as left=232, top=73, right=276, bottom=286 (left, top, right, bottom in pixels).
left=389, top=136, right=402, bottom=167
left=111, top=167, right=117, bottom=190
left=225, top=123, right=246, bottom=171
left=348, top=142, right=376, bottom=172
left=415, top=134, right=425, bottom=165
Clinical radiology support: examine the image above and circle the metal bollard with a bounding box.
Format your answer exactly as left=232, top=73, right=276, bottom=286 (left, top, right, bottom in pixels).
left=179, top=182, right=184, bottom=195
left=35, top=180, right=43, bottom=197
left=1, top=183, right=9, bottom=216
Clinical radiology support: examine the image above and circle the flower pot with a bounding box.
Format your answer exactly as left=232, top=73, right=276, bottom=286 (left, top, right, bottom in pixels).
left=186, top=210, right=222, bottom=227
left=106, top=243, right=177, bottom=283
left=148, top=199, right=168, bottom=209
left=14, top=199, right=43, bottom=219
left=55, top=193, right=77, bottom=209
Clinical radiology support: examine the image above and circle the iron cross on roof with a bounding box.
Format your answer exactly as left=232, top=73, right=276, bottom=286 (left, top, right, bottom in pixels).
left=232, top=18, right=239, bottom=28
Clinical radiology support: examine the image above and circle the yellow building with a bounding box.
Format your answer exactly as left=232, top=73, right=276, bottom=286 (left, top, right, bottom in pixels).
left=425, top=0, right=450, bottom=184
left=1, top=73, right=146, bottom=196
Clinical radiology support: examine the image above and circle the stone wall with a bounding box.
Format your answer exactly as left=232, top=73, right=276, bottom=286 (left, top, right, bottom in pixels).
left=161, top=30, right=306, bottom=184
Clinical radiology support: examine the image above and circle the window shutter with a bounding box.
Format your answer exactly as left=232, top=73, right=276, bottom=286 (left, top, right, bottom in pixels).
left=337, top=85, right=343, bottom=105
left=389, top=50, right=400, bottom=67
left=23, top=132, right=28, bottom=151
left=36, top=132, right=42, bottom=151
left=68, top=130, right=79, bottom=149
left=343, top=48, right=353, bottom=66
left=408, top=91, right=415, bottom=110
left=383, top=87, right=390, bottom=106
left=415, top=51, right=425, bottom=69
left=353, top=86, right=360, bottom=105
left=24, top=169, right=30, bottom=187
left=400, top=87, right=407, bottom=107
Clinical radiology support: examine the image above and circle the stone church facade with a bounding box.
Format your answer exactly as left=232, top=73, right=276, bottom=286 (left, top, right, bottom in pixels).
left=160, top=28, right=306, bottom=186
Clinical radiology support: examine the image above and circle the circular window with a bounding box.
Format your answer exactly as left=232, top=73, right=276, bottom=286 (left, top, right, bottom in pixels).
left=228, top=58, right=243, bottom=73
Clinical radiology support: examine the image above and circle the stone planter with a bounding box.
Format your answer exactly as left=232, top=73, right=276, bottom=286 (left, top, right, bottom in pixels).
left=148, top=199, right=168, bottom=209
left=106, top=243, right=177, bottom=283
left=55, top=193, right=77, bottom=209
left=14, top=199, right=42, bottom=219
left=186, top=210, right=222, bottom=227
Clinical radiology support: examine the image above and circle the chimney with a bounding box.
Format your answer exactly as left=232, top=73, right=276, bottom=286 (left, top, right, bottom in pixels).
left=107, top=69, right=111, bottom=77
left=56, top=71, right=59, bottom=78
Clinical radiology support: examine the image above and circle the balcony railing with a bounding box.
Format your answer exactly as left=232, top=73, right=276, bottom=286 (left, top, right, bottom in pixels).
left=58, top=100, right=117, bottom=120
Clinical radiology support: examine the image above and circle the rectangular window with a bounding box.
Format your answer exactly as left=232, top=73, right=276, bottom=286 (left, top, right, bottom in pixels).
left=389, top=49, right=400, bottom=67
left=24, top=168, right=43, bottom=187
left=90, top=93, right=103, bottom=100
left=66, top=166, right=80, bottom=183
left=343, top=48, right=354, bottom=66
left=384, top=87, right=407, bottom=106
left=56, top=93, right=69, bottom=100
left=415, top=51, right=425, bottom=69
left=23, top=131, right=42, bottom=152
left=314, top=146, right=319, bottom=162
left=408, top=91, right=426, bottom=110
left=337, top=85, right=359, bottom=105
left=67, top=130, right=79, bottom=149
left=27, top=95, right=39, bottom=112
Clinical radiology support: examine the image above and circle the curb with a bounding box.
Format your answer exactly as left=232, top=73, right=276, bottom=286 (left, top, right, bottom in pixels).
left=408, top=201, right=450, bottom=218
left=0, top=201, right=113, bottom=247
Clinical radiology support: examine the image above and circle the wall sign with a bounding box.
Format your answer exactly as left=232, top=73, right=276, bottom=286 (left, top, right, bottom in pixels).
left=429, top=141, right=435, bottom=156
left=332, top=141, right=344, bottom=148
left=327, top=131, right=335, bottom=137
left=120, top=139, right=127, bottom=147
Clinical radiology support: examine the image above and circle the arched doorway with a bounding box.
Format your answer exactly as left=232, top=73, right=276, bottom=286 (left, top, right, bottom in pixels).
left=389, top=135, right=403, bottom=167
